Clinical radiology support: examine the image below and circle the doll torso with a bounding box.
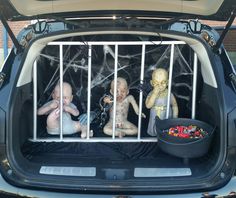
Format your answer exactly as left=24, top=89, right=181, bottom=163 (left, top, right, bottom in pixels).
left=152, top=92, right=172, bottom=119
left=147, top=92, right=174, bottom=136
left=109, top=96, right=130, bottom=124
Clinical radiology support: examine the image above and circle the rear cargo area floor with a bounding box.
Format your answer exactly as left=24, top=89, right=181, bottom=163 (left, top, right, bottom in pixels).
left=21, top=141, right=216, bottom=178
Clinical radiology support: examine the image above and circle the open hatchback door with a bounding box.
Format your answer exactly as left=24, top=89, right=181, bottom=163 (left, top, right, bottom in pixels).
left=1, top=0, right=236, bottom=196
left=0, top=0, right=236, bottom=20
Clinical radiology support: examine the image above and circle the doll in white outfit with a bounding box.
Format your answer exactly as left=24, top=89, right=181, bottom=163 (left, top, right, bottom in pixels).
left=145, top=68, right=178, bottom=136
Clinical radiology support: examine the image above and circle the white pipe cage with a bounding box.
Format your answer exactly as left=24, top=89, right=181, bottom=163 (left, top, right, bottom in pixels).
left=31, top=40, right=199, bottom=142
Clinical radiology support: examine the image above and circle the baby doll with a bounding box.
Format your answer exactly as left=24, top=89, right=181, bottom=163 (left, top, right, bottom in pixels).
left=37, top=82, right=92, bottom=138
left=145, top=68, right=178, bottom=136
left=103, top=77, right=145, bottom=138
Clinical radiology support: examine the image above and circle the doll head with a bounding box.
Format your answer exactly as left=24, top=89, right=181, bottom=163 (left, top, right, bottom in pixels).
left=52, top=82, right=73, bottom=105
left=110, top=77, right=129, bottom=102
left=150, top=68, right=168, bottom=92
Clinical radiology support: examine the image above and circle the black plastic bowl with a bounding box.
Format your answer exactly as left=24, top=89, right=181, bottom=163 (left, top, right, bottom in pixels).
left=156, top=118, right=215, bottom=158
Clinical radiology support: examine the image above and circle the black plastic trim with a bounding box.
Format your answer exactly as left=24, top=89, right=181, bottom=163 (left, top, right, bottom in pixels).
left=0, top=108, right=6, bottom=144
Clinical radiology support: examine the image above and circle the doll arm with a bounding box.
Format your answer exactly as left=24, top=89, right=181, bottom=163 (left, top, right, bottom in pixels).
left=171, top=94, right=179, bottom=118
left=128, top=95, right=146, bottom=118
left=145, top=87, right=160, bottom=109
left=63, top=103, right=79, bottom=116
left=37, top=100, right=58, bottom=115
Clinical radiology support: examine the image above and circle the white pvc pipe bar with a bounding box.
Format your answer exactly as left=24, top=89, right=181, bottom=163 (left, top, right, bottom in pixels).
left=137, top=44, right=146, bottom=139
left=86, top=46, right=92, bottom=139
left=59, top=44, right=64, bottom=140
left=191, top=53, right=198, bottom=119
left=166, top=44, right=175, bottom=119
left=30, top=137, right=158, bottom=142
left=112, top=44, right=119, bottom=139
left=49, top=41, right=185, bottom=46
left=33, top=61, right=37, bottom=141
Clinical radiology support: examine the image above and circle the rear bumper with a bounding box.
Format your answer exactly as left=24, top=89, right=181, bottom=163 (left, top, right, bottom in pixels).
left=0, top=173, right=236, bottom=198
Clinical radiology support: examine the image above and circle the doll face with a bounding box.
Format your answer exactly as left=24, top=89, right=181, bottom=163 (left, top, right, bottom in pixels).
left=110, top=78, right=129, bottom=102
left=151, top=69, right=168, bottom=92
left=52, top=82, right=73, bottom=105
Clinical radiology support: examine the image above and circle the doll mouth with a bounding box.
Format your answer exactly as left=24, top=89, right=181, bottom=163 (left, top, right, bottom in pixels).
left=117, top=96, right=124, bottom=101
left=158, top=87, right=166, bottom=92
left=117, top=98, right=122, bottom=102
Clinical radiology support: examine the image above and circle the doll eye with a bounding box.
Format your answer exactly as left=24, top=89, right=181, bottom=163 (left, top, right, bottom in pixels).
left=152, top=80, right=167, bottom=86
left=64, top=96, right=70, bottom=100
left=161, top=80, right=167, bottom=85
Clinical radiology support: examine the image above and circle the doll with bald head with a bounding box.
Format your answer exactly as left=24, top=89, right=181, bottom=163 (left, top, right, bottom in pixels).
left=103, top=77, right=145, bottom=138
left=37, top=82, right=92, bottom=138
left=145, top=68, right=178, bottom=136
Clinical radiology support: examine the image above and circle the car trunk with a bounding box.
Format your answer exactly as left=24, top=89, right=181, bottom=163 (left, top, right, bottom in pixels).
left=6, top=24, right=225, bottom=192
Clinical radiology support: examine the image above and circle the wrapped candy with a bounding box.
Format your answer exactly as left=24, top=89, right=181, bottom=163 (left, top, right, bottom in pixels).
left=163, top=125, right=208, bottom=139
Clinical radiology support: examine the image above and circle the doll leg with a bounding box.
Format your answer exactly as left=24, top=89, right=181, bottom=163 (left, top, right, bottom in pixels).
left=103, top=121, right=137, bottom=138
left=103, top=121, right=124, bottom=137
left=103, top=122, right=113, bottom=136
left=73, top=121, right=81, bottom=132
left=119, top=121, right=138, bottom=136
left=115, top=129, right=126, bottom=138
left=74, top=121, right=93, bottom=138
left=46, top=109, right=60, bottom=130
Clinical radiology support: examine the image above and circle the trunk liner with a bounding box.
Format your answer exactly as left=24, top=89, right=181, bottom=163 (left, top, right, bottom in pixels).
left=21, top=140, right=215, bottom=178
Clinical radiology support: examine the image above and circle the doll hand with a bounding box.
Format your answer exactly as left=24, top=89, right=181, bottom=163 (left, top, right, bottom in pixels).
left=103, top=96, right=113, bottom=104
left=173, top=112, right=178, bottom=118
left=63, top=105, right=79, bottom=116
left=63, top=105, right=69, bottom=112
left=141, top=113, right=146, bottom=118
left=50, top=100, right=59, bottom=109
left=135, top=111, right=146, bottom=118
left=53, top=108, right=60, bottom=118
left=153, top=87, right=160, bottom=96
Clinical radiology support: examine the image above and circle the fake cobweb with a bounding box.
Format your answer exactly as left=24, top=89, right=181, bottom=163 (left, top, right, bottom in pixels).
left=36, top=36, right=197, bottom=125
